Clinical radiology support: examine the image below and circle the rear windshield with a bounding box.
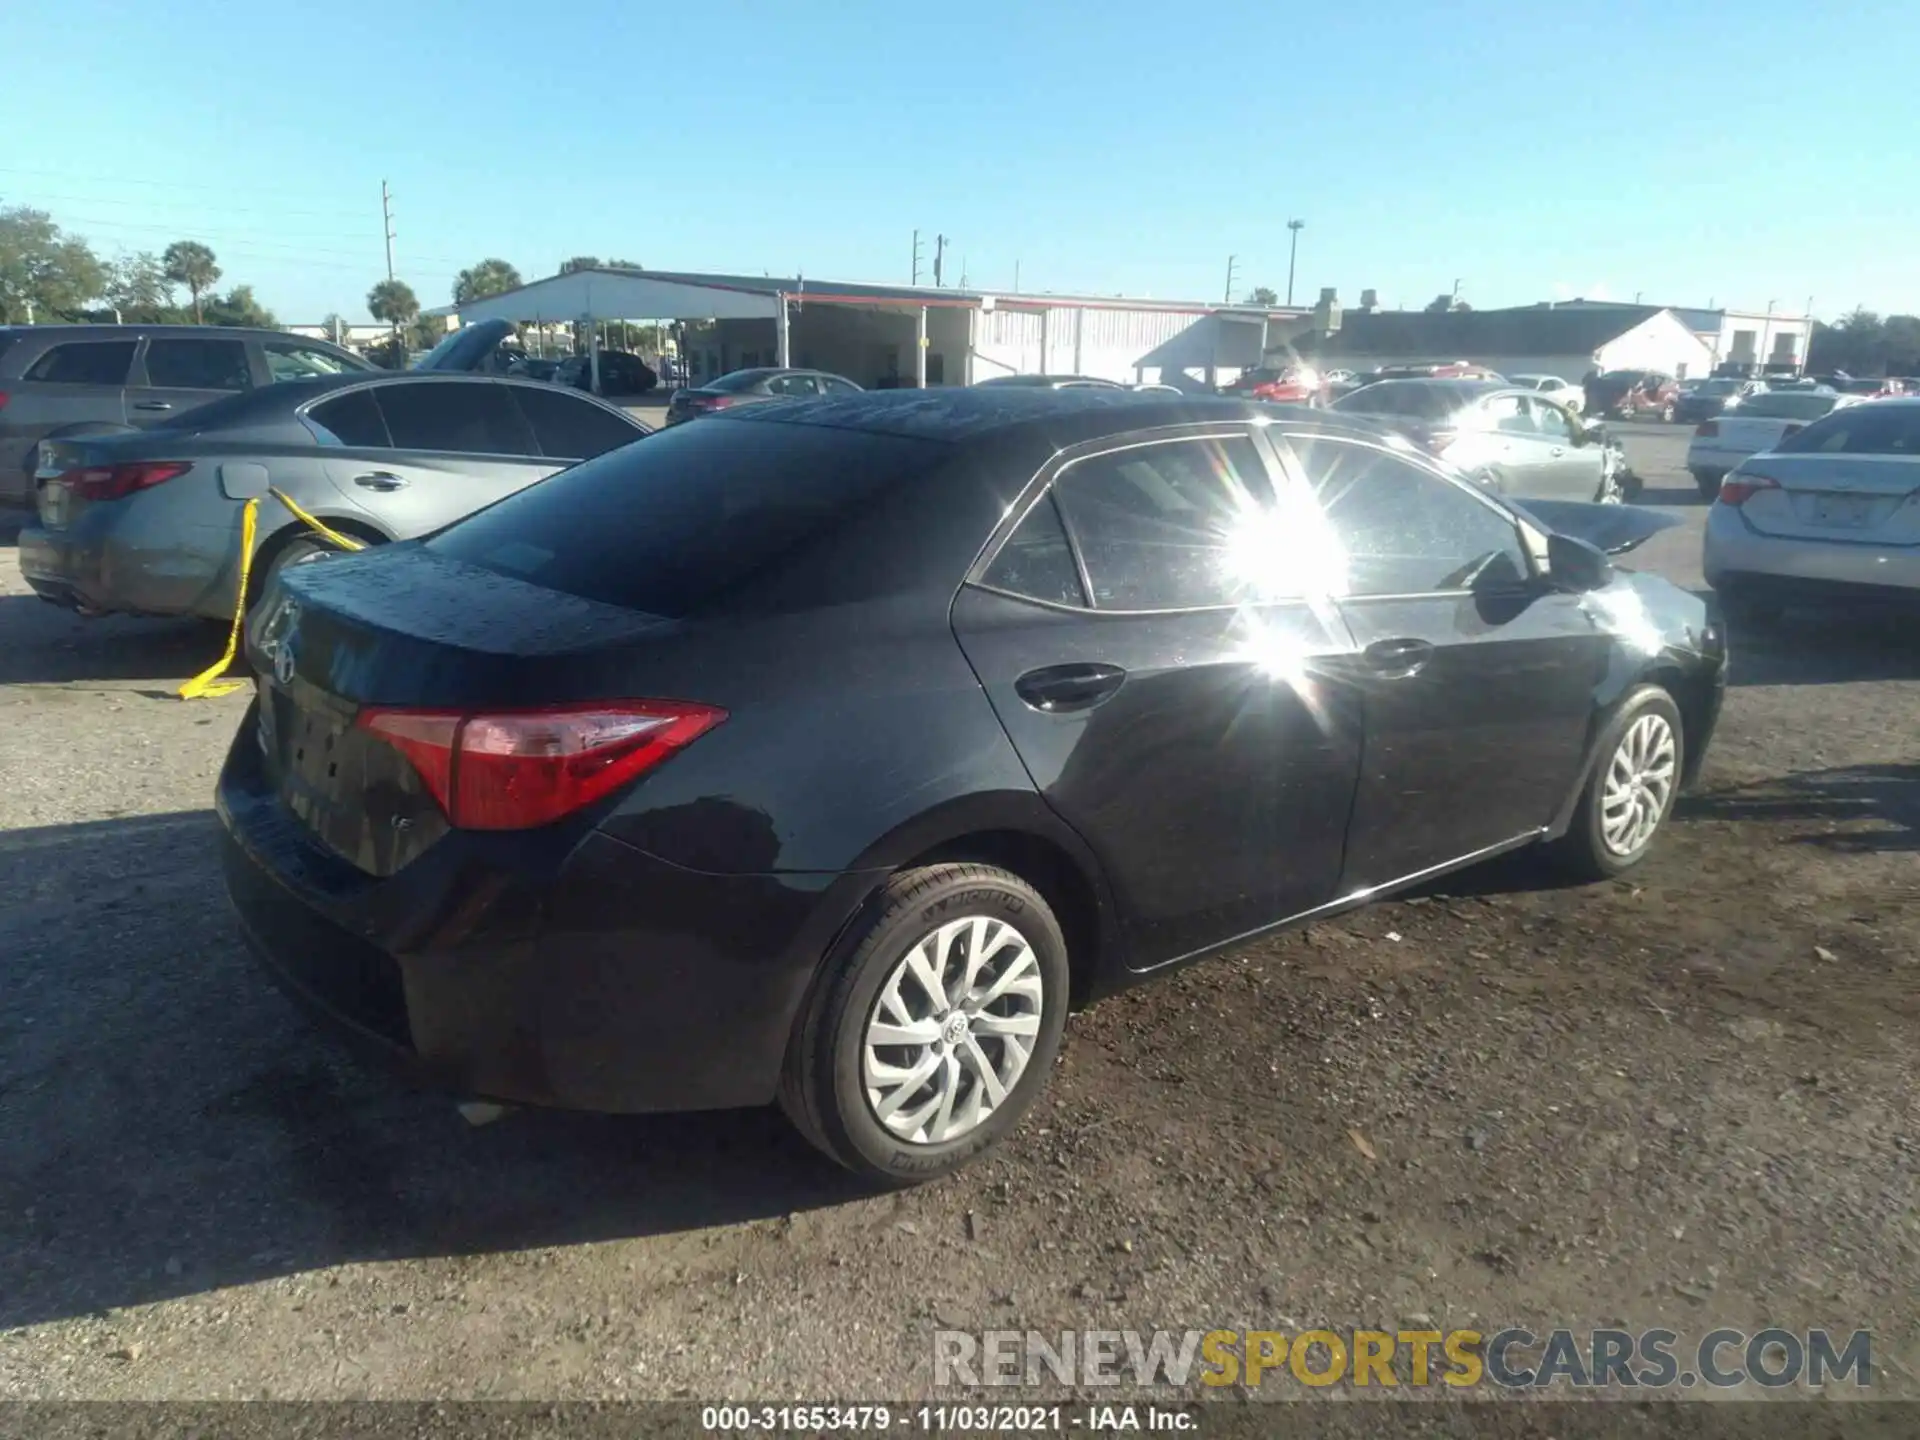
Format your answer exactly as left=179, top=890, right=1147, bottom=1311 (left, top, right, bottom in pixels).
left=708, top=369, right=774, bottom=393
left=1777, top=404, right=1920, bottom=455
left=1738, top=392, right=1840, bottom=421
left=1333, top=383, right=1464, bottom=420
left=1698, top=380, right=1741, bottom=396
left=426, top=417, right=946, bottom=616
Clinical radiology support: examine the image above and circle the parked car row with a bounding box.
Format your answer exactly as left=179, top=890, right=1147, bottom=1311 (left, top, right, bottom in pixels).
left=217, top=384, right=1724, bottom=1183
left=1686, top=387, right=1865, bottom=498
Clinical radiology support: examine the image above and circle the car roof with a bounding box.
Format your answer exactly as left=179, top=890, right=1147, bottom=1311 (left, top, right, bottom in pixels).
left=710, top=384, right=1398, bottom=448
left=135, top=370, right=636, bottom=431
left=0, top=322, right=350, bottom=344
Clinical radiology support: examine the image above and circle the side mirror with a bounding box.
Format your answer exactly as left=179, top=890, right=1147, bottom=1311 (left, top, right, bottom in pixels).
left=1546, top=530, right=1614, bottom=592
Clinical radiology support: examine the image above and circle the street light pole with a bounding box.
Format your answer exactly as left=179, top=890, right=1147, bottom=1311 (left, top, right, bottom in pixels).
left=1285, top=219, right=1305, bottom=307
left=1760, top=298, right=1777, bottom=374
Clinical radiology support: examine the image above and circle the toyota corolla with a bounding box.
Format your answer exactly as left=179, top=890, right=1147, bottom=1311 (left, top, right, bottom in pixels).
left=219, top=389, right=1725, bottom=1184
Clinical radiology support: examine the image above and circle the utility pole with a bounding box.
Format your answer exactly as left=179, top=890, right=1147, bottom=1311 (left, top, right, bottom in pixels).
left=912, top=230, right=922, bottom=286
left=934, top=234, right=947, bottom=288
left=1285, top=219, right=1305, bottom=306
left=381, top=179, right=398, bottom=351
left=381, top=180, right=395, bottom=284
left=1224, top=255, right=1239, bottom=305
left=1014, top=259, right=1021, bottom=293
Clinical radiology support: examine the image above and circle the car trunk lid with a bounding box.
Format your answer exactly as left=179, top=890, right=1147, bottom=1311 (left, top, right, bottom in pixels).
left=33, top=434, right=179, bottom=530
left=1706, top=414, right=1803, bottom=459
left=249, top=543, right=677, bottom=875
left=1730, top=453, right=1920, bottom=544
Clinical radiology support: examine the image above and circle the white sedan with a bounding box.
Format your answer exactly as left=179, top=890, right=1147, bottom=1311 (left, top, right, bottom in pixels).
left=1686, top=389, right=1864, bottom=500
left=1509, top=373, right=1586, bottom=414
left=1703, top=397, right=1920, bottom=620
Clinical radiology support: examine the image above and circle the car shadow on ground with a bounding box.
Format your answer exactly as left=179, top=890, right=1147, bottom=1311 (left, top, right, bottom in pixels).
left=1675, top=762, right=1920, bottom=856
left=0, top=810, right=871, bottom=1331
left=1726, top=603, right=1920, bottom=687
left=0, top=593, right=225, bottom=686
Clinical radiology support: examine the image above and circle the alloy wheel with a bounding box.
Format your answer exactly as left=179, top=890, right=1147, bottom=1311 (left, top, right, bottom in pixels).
left=861, top=915, right=1044, bottom=1145
left=1600, top=712, right=1677, bottom=856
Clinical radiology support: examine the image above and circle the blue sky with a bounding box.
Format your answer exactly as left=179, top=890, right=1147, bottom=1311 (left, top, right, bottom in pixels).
left=5, top=0, right=1912, bottom=323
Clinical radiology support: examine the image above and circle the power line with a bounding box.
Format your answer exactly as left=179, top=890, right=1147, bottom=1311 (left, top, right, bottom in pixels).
left=0, top=163, right=369, bottom=200
left=2, top=188, right=379, bottom=224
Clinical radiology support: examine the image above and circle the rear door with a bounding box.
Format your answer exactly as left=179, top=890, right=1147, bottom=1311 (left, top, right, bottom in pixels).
left=2, top=338, right=137, bottom=494
left=1274, top=429, right=1606, bottom=890
left=310, top=380, right=555, bottom=536
left=1525, top=395, right=1603, bottom=500
left=1736, top=404, right=1920, bottom=547
left=133, top=335, right=254, bottom=426
left=949, top=425, right=1364, bottom=968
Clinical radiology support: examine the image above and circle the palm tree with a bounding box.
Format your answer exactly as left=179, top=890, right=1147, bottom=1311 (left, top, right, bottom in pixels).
left=367, top=279, right=421, bottom=357
left=452, top=258, right=522, bottom=305
left=161, top=241, right=221, bottom=323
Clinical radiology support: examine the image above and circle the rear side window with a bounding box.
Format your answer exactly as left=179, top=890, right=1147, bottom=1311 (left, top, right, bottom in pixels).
left=427, top=419, right=944, bottom=616
left=144, top=337, right=250, bottom=390
left=1049, top=435, right=1273, bottom=611
left=820, top=376, right=861, bottom=395
left=508, top=385, right=642, bottom=460
left=1778, top=404, right=1920, bottom=455
left=981, top=494, right=1086, bottom=607
left=308, top=389, right=391, bottom=447
left=372, top=381, right=535, bottom=455
left=24, top=340, right=136, bottom=386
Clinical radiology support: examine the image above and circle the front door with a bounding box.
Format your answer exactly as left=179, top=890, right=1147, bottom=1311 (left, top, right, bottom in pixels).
left=950, top=427, right=1364, bottom=969
left=1524, top=396, right=1604, bottom=500
left=1273, top=430, right=1608, bottom=891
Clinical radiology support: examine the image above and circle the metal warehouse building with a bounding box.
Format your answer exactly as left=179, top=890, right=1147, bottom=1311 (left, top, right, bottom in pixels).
left=442, top=267, right=1316, bottom=391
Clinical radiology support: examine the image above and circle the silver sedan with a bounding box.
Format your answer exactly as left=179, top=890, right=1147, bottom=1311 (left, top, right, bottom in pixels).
left=18, top=373, right=650, bottom=622
left=1703, top=397, right=1920, bottom=621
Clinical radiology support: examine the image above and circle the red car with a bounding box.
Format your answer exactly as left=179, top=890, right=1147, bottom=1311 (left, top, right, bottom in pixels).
left=1224, top=364, right=1325, bottom=405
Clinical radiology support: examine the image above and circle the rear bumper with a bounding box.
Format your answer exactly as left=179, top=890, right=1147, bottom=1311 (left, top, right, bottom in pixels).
left=18, top=515, right=231, bottom=618
left=217, top=710, right=872, bottom=1114
left=1703, top=502, right=1920, bottom=597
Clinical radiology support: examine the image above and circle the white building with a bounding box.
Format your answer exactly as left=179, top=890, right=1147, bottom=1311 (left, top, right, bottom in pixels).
left=439, top=267, right=1312, bottom=391
left=1301, top=302, right=1717, bottom=382
left=1506, top=300, right=1816, bottom=375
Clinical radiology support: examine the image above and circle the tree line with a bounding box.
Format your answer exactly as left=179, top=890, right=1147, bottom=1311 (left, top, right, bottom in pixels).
left=1806, top=308, right=1920, bottom=377
left=0, top=206, right=276, bottom=327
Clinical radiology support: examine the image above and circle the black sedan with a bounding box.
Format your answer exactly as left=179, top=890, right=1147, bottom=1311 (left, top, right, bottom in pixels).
left=664, top=366, right=862, bottom=424
left=554, top=350, right=657, bottom=396
left=221, top=390, right=1725, bottom=1183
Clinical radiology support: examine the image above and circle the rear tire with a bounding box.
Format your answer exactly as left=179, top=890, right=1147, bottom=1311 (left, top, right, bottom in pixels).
left=1692, top=469, right=1722, bottom=501
left=779, top=863, right=1070, bottom=1185
left=246, top=532, right=364, bottom=615
left=1550, top=687, right=1684, bottom=882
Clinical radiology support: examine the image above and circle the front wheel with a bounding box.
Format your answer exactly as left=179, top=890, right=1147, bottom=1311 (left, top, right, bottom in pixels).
left=1551, top=688, right=1684, bottom=881
left=779, top=863, right=1070, bottom=1185
left=1660, top=402, right=1676, bottom=423
left=1692, top=470, right=1722, bottom=501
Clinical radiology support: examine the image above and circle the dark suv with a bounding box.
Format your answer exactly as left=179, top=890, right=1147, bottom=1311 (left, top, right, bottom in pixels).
left=0, top=325, right=372, bottom=507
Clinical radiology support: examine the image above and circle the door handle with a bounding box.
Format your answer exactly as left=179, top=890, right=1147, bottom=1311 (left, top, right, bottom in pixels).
left=133, top=401, right=173, bottom=412
left=1361, top=637, right=1435, bottom=678
left=353, top=472, right=407, bottom=491
left=1014, top=662, right=1127, bottom=713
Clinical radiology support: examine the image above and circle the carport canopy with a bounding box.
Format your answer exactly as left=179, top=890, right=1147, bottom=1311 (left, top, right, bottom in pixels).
left=444, top=269, right=783, bottom=326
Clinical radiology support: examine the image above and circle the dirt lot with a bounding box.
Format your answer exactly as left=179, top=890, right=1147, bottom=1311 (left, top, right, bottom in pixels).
left=1, top=423, right=1915, bottom=1405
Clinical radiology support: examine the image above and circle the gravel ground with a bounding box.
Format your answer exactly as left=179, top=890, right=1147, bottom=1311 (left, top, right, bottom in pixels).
left=1, top=424, right=1915, bottom=1406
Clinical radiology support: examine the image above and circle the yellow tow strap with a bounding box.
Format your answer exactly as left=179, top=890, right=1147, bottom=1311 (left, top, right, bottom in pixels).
left=177, top=489, right=367, bottom=701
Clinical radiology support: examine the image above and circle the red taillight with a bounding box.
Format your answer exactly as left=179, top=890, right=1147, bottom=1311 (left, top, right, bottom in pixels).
left=60, top=461, right=191, bottom=502
left=356, top=700, right=726, bottom=831
left=0, top=391, right=10, bottom=411
left=691, top=394, right=736, bottom=411
left=1717, top=473, right=1780, bottom=507
left=1695, top=421, right=1718, bottom=437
